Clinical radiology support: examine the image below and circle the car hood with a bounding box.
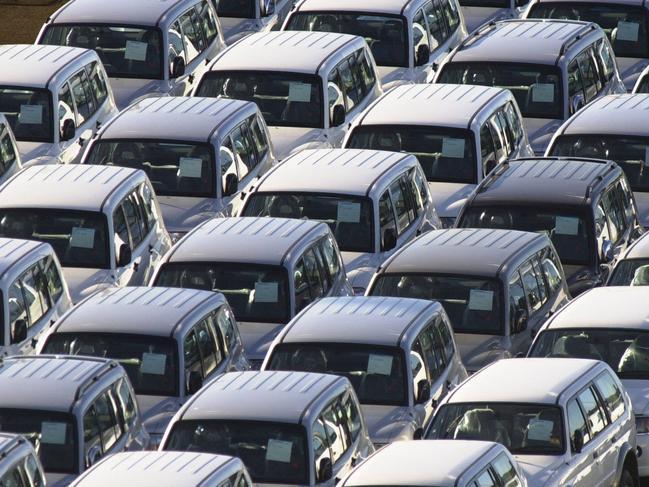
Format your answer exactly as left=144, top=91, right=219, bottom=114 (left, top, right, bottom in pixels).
left=220, top=17, right=259, bottom=44
left=138, top=395, right=183, bottom=435
left=617, top=57, right=649, bottom=92
left=523, top=118, right=564, bottom=155
left=63, top=267, right=114, bottom=303
left=377, top=66, right=413, bottom=90
left=45, top=472, right=77, bottom=487
left=109, top=78, right=163, bottom=110
left=238, top=321, right=287, bottom=361
left=158, top=196, right=220, bottom=234
left=360, top=404, right=414, bottom=443
left=514, top=454, right=564, bottom=487
left=461, top=7, right=503, bottom=34
left=429, top=182, right=476, bottom=219
left=456, top=334, right=510, bottom=372
left=622, top=379, right=649, bottom=414
left=342, top=251, right=379, bottom=292
left=268, top=126, right=325, bottom=161
left=634, top=192, right=649, bottom=228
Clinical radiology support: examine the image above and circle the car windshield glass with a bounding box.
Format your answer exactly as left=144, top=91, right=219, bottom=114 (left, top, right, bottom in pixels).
left=437, top=63, right=562, bottom=119
left=528, top=3, right=649, bottom=58
left=0, top=209, right=109, bottom=268
left=42, top=333, right=178, bottom=396
left=216, top=0, right=255, bottom=17
left=267, top=344, right=406, bottom=405
left=427, top=403, right=565, bottom=454
left=155, top=263, right=289, bottom=323
left=530, top=329, right=649, bottom=380
left=371, top=275, right=503, bottom=334
left=0, top=409, right=76, bottom=473
left=347, top=126, right=477, bottom=184
left=461, top=206, right=591, bottom=265
left=242, top=194, right=373, bottom=252
left=85, top=141, right=215, bottom=197
left=458, top=0, right=509, bottom=7
left=195, top=72, right=323, bottom=128
left=286, top=13, right=407, bottom=67
left=636, top=75, right=649, bottom=93
left=41, top=25, right=163, bottom=79
left=0, top=88, right=53, bottom=143
left=165, top=420, right=308, bottom=483
left=609, top=258, right=649, bottom=285
left=550, top=135, right=649, bottom=192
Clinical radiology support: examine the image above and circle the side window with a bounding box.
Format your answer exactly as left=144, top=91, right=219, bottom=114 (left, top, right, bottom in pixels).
left=8, top=280, right=28, bottom=344
left=541, top=257, right=562, bottom=295
left=0, top=126, right=17, bottom=173
left=389, top=178, right=411, bottom=233
left=504, top=102, right=523, bottom=143
left=405, top=170, right=424, bottom=218
left=321, top=401, right=349, bottom=464
left=474, top=469, right=498, bottom=487
left=413, top=9, right=431, bottom=58
left=122, top=195, right=144, bottom=248
left=249, top=115, right=269, bottom=162
left=491, top=454, right=522, bottom=487
left=438, top=317, right=455, bottom=362
left=83, top=405, right=103, bottom=460
left=116, top=378, right=136, bottom=425
left=424, top=0, right=448, bottom=48
left=196, top=318, right=222, bottom=375
left=138, top=183, right=159, bottom=230
left=577, top=50, right=601, bottom=102
left=418, top=325, right=440, bottom=381
left=294, top=258, right=312, bottom=313
left=567, top=398, right=590, bottom=448
left=216, top=306, right=237, bottom=353
left=509, top=272, right=527, bottom=334
left=440, top=0, right=460, bottom=36
left=320, top=236, right=341, bottom=281
left=20, top=265, right=50, bottom=327
left=113, top=204, right=131, bottom=254
left=338, top=58, right=361, bottom=112
left=69, top=70, right=95, bottom=126
left=198, top=0, right=219, bottom=45
left=531, top=259, right=548, bottom=306
left=168, top=20, right=187, bottom=71
left=497, top=109, right=515, bottom=155
left=568, top=58, right=585, bottom=101
left=594, top=372, right=625, bottom=422
left=520, top=262, right=542, bottom=311
left=328, top=68, right=346, bottom=119
left=602, top=188, right=623, bottom=244
left=93, top=391, right=122, bottom=452
left=577, top=386, right=608, bottom=437
left=179, top=8, right=204, bottom=63
left=488, top=115, right=508, bottom=160
left=58, top=82, right=76, bottom=131
left=0, top=465, right=26, bottom=487
left=411, top=339, right=428, bottom=393
left=596, top=39, right=615, bottom=82
left=312, top=415, right=332, bottom=474
left=87, top=62, right=108, bottom=108
left=413, top=167, right=429, bottom=208
left=480, top=123, right=496, bottom=175
left=231, top=124, right=257, bottom=178
left=618, top=178, right=636, bottom=225
left=355, top=49, right=375, bottom=97
left=24, top=454, right=44, bottom=487
left=184, top=330, right=203, bottom=378
left=303, top=249, right=325, bottom=300
left=220, top=136, right=238, bottom=190
left=342, top=391, right=362, bottom=441
left=312, top=244, right=331, bottom=293
left=348, top=52, right=368, bottom=101
left=379, top=190, right=397, bottom=238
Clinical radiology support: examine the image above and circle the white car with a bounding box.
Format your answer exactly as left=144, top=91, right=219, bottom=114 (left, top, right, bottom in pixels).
left=0, top=114, right=22, bottom=184
left=0, top=433, right=46, bottom=487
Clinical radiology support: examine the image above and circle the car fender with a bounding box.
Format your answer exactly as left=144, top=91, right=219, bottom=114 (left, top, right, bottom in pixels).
left=614, top=442, right=638, bottom=487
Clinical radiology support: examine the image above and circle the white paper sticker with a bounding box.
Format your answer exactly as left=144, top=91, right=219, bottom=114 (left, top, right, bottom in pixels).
left=468, top=289, right=493, bottom=311
left=19, top=105, right=43, bottom=124
left=367, top=354, right=393, bottom=375
left=266, top=439, right=293, bottom=463
left=555, top=216, right=579, bottom=235
left=442, top=137, right=465, bottom=158
left=288, top=82, right=311, bottom=102
left=337, top=201, right=361, bottom=223
left=616, top=21, right=640, bottom=42
left=254, top=282, right=278, bottom=303
left=178, top=157, right=203, bottom=178
left=532, top=83, right=554, bottom=103
left=527, top=419, right=554, bottom=441
left=41, top=422, right=67, bottom=445
left=140, top=352, right=167, bottom=375
left=70, top=227, right=95, bottom=249
left=124, top=40, right=148, bottom=61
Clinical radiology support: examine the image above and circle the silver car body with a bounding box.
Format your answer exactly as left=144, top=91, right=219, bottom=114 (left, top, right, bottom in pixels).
left=219, top=0, right=296, bottom=43
left=633, top=64, right=649, bottom=92
left=0, top=433, right=47, bottom=487
left=0, top=115, right=22, bottom=184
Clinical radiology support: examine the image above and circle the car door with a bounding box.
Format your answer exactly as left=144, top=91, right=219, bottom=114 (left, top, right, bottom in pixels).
left=82, top=389, right=126, bottom=469
left=577, top=385, right=613, bottom=487
left=319, top=396, right=357, bottom=483
left=0, top=121, right=20, bottom=181
left=174, top=7, right=209, bottom=96
left=389, top=174, right=423, bottom=250
left=136, top=182, right=170, bottom=277
left=594, top=372, right=627, bottom=487
left=416, top=321, right=449, bottom=429
left=565, top=395, right=603, bottom=487
left=508, top=268, right=533, bottom=355
left=519, top=259, right=550, bottom=339
left=228, top=120, right=264, bottom=215
left=121, top=192, right=151, bottom=285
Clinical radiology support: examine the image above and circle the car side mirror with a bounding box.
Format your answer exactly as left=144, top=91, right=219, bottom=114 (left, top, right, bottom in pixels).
left=381, top=228, right=397, bottom=252
left=263, top=0, right=275, bottom=16
left=117, top=243, right=132, bottom=268
left=60, top=119, right=75, bottom=142
left=171, top=56, right=186, bottom=79
left=223, top=173, right=238, bottom=197
left=317, top=457, right=333, bottom=483
left=601, top=239, right=614, bottom=263
left=186, top=370, right=203, bottom=395
left=415, top=44, right=430, bottom=67
left=572, top=429, right=584, bottom=453
left=415, top=379, right=431, bottom=404
left=570, top=93, right=585, bottom=115
left=513, top=308, right=528, bottom=333
left=11, top=319, right=27, bottom=343
left=484, top=159, right=497, bottom=175
left=330, top=104, right=345, bottom=127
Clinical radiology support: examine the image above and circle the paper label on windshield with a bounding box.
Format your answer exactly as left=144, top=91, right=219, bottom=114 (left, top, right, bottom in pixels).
left=288, top=82, right=311, bottom=102
left=617, top=21, right=640, bottom=42
left=178, top=157, right=203, bottom=178
left=442, top=137, right=465, bottom=158
left=140, top=352, right=167, bottom=375
left=41, top=422, right=67, bottom=445
left=124, top=40, right=148, bottom=61
left=468, top=289, right=493, bottom=311
left=527, top=419, right=554, bottom=441
left=70, top=227, right=95, bottom=249
left=254, top=282, right=278, bottom=303
left=367, top=354, right=393, bottom=375
left=532, top=83, right=554, bottom=103
left=19, top=105, right=42, bottom=124
left=337, top=201, right=361, bottom=223
left=266, top=439, right=293, bottom=463
left=555, top=216, right=579, bottom=235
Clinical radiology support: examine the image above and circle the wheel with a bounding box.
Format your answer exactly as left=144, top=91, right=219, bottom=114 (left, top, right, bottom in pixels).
left=620, top=468, right=636, bottom=487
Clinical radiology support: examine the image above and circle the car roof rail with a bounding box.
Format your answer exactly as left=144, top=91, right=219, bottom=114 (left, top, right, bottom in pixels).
left=584, top=160, right=617, bottom=200
left=559, top=22, right=597, bottom=56
left=74, top=360, right=119, bottom=402
left=456, top=21, right=499, bottom=51
left=477, top=160, right=510, bottom=193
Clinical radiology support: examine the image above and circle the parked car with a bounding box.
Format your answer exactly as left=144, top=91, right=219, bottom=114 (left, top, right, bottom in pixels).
left=608, top=231, right=649, bottom=285
left=0, top=114, right=22, bottom=185
left=263, top=296, right=467, bottom=447
left=634, top=65, right=649, bottom=92
left=161, top=371, right=374, bottom=486
left=459, top=0, right=529, bottom=33
left=0, top=44, right=118, bottom=165
left=0, top=165, right=172, bottom=302
left=82, top=96, right=275, bottom=241
left=0, top=433, right=46, bottom=487
left=216, top=0, right=296, bottom=43
left=426, top=358, right=639, bottom=487
left=456, top=157, right=642, bottom=295
left=368, top=228, right=570, bottom=372
left=192, top=31, right=382, bottom=160
left=433, top=19, right=626, bottom=154
left=150, top=217, right=352, bottom=366
left=344, top=84, right=533, bottom=227
left=282, top=0, right=467, bottom=89
left=0, top=355, right=149, bottom=486
left=37, top=0, right=226, bottom=109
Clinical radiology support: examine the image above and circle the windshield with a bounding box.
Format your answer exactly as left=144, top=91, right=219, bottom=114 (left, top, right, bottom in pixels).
left=42, top=333, right=178, bottom=396
left=0, top=88, right=53, bottom=143
left=85, top=141, right=215, bottom=197
left=216, top=0, right=255, bottom=17
left=371, top=275, right=503, bottom=334
left=242, top=193, right=373, bottom=252
left=286, top=13, right=407, bottom=67
left=165, top=420, right=308, bottom=484
left=437, top=63, right=563, bottom=119
left=155, top=263, right=290, bottom=323
left=636, top=74, right=649, bottom=93
left=609, top=259, right=649, bottom=285
left=347, top=126, right=477, bottom=184
left=427, top=403, right=565, bottom=455
left=460, top=206, right=591, bottom=265
left=267, top=344, right=406, bottom=405
left=550, top=135, right=649, bottom=193
left=195, top=72, right=323, bottom=128
left=0, top=209, right=109, bottom=268
left=0, top=409, right=76, bottom=473
left=528, top=3, right=649, bottom=58
left=530, top=329, right=649, bottom=380
left=41, top=25, right=163, bottom=79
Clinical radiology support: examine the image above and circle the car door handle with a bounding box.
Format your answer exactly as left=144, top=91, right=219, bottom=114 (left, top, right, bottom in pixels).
left=593, top=450, right=599, bottom=459
left=133, top=261, right=140, bottom=272
left=611, top=435, right=617, bottom=443
left=188, top=74, right=195, bottom=84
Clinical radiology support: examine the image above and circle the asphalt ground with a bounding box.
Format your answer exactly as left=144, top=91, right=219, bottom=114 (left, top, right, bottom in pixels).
left=0, top=1, right=65, bottom=44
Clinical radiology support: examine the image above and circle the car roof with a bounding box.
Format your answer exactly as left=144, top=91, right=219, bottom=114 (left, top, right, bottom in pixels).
left=622, top=230, right=649, bottom=259
left=559, top=94, right=649, bottom=138
left=358, top=84, right=510, bottom=130
left=53, top=287, right=225, bottom=338
left=182, top=371, right=342, bottom=422
left=447, top=358, right=599, bottom=404
left=254, top=149, right=416, bottom=197
left=0, top=165, right=140, bottom=212
left=0, top=238, right=51, bottom=279
left=294, top=0, right=416, bottom=15
left=280, top=297, right=441, bottom=347
left=98, top=97, right=255, bottom=144
left=342, top=440, right=501, bottom=487
left=208, top=31, right=360, bottom=75
left=167, top=217, right=324, bottom=266
left=381, top=228, right=544, bottom=278
left=0, top=433, right=27, bottom=456
left=0, top=44, right=91, bottom=88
